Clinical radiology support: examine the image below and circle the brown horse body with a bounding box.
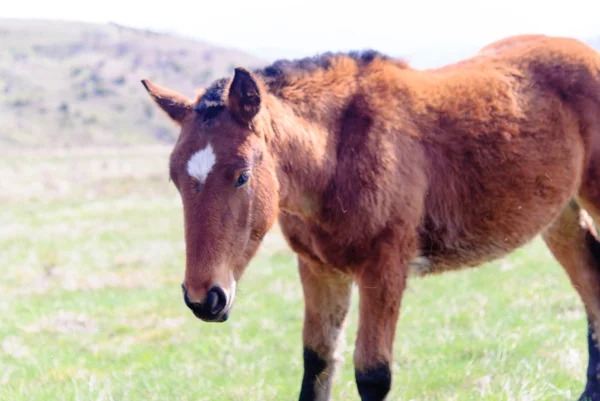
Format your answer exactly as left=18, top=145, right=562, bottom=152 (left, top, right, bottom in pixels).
left=143, top=35, right=600, bottom=400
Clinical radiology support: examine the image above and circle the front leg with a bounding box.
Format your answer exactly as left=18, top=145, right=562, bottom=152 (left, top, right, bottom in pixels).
left=298, top=257, right=353, bottom=401
left=353, top=238, right=410, bottom=401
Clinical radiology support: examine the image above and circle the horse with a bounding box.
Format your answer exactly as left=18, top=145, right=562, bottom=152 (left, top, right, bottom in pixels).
left=141, top=34, right=600, bottom=400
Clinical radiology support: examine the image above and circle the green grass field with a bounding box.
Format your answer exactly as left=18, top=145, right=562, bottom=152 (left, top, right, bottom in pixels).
left=0, top=147, right=591, bottom=400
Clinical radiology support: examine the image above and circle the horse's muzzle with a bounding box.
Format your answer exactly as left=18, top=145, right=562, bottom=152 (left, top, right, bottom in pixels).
left=181, top=284, right=229, bottom=322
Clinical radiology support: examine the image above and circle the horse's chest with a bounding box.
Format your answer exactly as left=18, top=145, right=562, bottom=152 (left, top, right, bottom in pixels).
left=278, top=213, right=381, bottom=270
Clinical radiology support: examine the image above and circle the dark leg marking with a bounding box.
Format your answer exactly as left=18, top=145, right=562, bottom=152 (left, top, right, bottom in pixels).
left=299, top=348, right=327, bottom=401
left=355, top=363, right=391, bottom=401
left=582, top=225, right=600, bottom=401
left=581, top=318, right=600, bottom=401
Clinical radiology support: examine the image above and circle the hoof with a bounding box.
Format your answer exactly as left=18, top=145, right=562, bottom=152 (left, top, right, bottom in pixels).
left=355, top=363, right=391, bottom=401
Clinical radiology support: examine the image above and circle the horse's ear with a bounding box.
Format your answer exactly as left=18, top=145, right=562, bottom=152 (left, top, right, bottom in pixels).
left=141, top=79, right=192, bottom=125
left=228, top=67, right=261, bottom=125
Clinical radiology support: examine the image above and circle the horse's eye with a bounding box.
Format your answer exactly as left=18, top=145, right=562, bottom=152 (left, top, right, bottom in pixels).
left=235, top=171, right=250, bottom=188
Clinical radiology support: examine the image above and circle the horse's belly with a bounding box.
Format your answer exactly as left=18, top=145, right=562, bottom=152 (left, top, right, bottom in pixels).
left=414, top=181, right=577, bottom=275
left=410, top=231, right=535, bottom=276
left=414, top=124, right=585, bottom=276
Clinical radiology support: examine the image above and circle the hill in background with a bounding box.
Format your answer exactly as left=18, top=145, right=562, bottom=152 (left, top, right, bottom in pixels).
left=1, top=19, right=598, bottom=150
left=0, top=19, right=264, bottom=149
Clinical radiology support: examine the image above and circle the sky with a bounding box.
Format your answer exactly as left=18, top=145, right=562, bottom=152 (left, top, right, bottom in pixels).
left=4, top=0, right=600, bottom=68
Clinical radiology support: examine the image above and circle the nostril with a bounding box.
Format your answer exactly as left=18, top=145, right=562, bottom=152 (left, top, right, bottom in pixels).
left=205, top=289, right=218, bottom=313
left=207, top=286, right=227, bottom=316
left=181, top=284, right=204, bottom=314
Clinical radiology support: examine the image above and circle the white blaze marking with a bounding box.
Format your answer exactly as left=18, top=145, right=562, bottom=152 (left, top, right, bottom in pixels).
left=186, top=145, right=216, bottom=183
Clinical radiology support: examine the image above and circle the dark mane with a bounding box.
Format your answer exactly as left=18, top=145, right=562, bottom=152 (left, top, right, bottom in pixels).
left=257, top=50, right=388, bottom=79
left=193, top=77, right=229, bottom=121
left=255, top=49, right=391, bottom=93
left=194, top=50, right=393, bottom=119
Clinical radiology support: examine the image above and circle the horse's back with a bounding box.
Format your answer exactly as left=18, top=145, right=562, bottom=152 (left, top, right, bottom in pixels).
left=478, top=34, right=548, bottom=55
left=278, top=35, right=600, bottom=275
left=410, top=36, right=600, bottom=274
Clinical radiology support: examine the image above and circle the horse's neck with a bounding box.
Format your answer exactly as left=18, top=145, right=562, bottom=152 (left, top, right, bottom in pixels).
left=265, top=95, right=339, bottom=218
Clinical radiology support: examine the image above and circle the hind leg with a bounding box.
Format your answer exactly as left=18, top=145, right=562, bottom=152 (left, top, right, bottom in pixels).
left=542, top=201, right=600, bottom=400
